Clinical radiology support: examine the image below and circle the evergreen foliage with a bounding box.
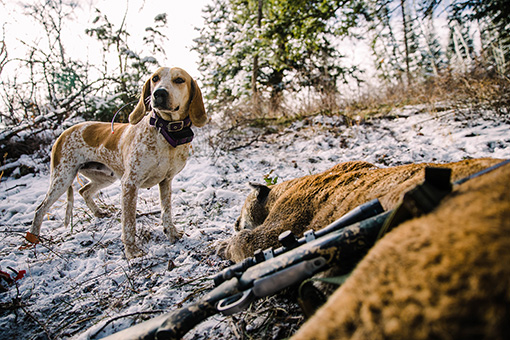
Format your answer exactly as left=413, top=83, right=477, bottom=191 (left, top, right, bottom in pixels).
left=193, top=0, right=364, bottom=116
left=450, top=0, right=510, bottom=75
left=194, top=0, right=510, bottom=118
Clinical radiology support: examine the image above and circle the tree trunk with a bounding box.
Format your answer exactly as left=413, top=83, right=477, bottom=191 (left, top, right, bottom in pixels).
left=252, top=0, right=263, bottom=112
left=401, top=0, right=411, bottom=86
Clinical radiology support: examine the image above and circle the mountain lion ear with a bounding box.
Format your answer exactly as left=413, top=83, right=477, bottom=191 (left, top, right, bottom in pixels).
left=248, top=182, right=271, bottom=204
left=129, top=77, right=152, bottom=124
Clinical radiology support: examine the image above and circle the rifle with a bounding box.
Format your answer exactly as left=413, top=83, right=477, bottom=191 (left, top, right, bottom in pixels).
left=102, top=159, right=509, bottom=340
left=100, top=197, right=387, bottom=340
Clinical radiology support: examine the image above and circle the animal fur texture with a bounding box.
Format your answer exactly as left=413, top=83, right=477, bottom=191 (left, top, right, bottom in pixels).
left=29, top=67, right=207, bottom=258
left=218, top=158, right=501, bottom=262
left=291, top=160, right=510, bottom=340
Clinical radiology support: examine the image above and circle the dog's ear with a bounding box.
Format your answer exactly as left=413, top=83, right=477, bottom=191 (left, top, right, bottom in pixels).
left=129, top=78, right=152, bottom=125
left=188, top=78, right=208, bottom=127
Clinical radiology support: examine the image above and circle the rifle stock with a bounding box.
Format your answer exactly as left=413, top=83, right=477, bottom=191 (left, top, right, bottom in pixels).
left=102, top=278, right=241, bottom=340
left=155, top=278, right=240, bottom=339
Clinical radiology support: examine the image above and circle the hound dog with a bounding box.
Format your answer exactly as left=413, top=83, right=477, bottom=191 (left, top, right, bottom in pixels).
left=27, top=67, right=207, bottom=258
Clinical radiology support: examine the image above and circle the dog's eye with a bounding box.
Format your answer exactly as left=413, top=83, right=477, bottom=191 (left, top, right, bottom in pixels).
left=152, top=75, right=160, bottom=82
left=174, top=77, right=185, bottom=84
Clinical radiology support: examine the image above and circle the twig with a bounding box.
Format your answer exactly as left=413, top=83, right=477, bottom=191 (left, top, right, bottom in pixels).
left=62, top=268, right=118, bottom=295
left=49, top=309, right=81, bottom=339
left=0, top=229, right=29, bottom=235
left=175, top=285, right=212, bottom=307
left=227, top=134, right=261, bottom=151
left=228, top=317, right=245, bottom=340
left=90, top=310, right=165, bottom=339
left=136, top=210, right=161, bottom=218
left=5, top=183, right=27, bottom=192
left=32, top=237, right=67, bottom=261
left=169, top=274, right=212, bottom=290
left=119, top=265, right=139, bottom=293
left=412, top=109, right=456, bottom=127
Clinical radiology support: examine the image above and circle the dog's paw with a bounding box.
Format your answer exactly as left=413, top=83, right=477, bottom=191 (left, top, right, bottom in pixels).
left=164, top=225, right=183, bottom=243
left=94, top=210, right=112, bottom=218
left=124, top=245, right=146, bottom=259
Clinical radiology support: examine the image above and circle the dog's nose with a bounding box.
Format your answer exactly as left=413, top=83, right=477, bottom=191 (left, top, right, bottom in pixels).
left=153, top=88, right=168, bottom=108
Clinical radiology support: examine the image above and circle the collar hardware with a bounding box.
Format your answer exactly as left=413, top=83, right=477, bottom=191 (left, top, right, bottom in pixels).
left=149, top=113, right=194, bottom=147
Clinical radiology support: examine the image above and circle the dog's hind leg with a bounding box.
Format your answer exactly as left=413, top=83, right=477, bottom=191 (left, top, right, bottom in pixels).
left=30, top=170, right=77, bottom=238
left=79, top=181, right=113, bottom=218
left=78, top=162, right=117, bottom=218
left=79, top=179, right=116, bottom=218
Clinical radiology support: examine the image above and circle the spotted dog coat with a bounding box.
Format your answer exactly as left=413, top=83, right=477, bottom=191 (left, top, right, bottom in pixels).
left=29, top=67, right=207, bottom=258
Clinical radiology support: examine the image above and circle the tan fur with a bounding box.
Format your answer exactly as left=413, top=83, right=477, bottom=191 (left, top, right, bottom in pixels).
left=82, top=123, right=129, bottom=150
left=291, top=161, right=510, bottom=340
left=219, top=158, right=501, bottom=262
left=29, top=67, right=207, bottom=259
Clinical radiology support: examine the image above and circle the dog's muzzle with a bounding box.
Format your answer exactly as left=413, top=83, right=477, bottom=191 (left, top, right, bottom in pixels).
left=153, top=88, right=168, bottom=108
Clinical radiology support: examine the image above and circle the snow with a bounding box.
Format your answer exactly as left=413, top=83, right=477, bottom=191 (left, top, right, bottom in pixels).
left=0, top=107, right=509, bottom=339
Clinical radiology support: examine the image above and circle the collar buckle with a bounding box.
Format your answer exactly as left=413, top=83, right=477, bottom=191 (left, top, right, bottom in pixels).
left=167, top=120, right=185, bottom=132
left=149, top=112, right=194, bottom=148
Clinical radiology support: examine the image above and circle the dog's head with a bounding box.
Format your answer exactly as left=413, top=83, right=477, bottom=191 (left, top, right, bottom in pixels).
left=129, top=67, right=207, bottom=126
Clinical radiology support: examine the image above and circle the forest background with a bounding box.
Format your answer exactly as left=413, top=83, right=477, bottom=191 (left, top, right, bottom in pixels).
left=0, top=0, right=509, bottom=174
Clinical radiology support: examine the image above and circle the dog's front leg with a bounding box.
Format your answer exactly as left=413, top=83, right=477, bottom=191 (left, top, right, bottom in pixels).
left=121, top=180, right=143, bottom=258
left=159, top=178, right=183, bottom=242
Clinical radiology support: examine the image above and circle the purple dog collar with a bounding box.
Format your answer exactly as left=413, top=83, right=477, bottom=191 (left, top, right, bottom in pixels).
left=149, top=113, right=194, bottom=147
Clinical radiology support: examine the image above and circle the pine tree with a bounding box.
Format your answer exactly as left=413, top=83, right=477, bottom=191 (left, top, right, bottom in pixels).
left=446, top=18, right=474, bottom=71
left=193, top=0, right=363, bottom=116
left=417, top=15, right=444, bottom=77
left=364, top=0, right=406, bottom=84
left=449, top=0, right=509, bottom=74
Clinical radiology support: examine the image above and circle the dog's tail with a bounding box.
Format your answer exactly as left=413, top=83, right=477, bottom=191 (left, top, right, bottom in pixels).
left=64, top=186, right=74, bottom=228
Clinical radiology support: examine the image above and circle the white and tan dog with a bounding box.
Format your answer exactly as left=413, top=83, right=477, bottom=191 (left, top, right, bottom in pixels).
left=28, top=67, right=207, bottom=258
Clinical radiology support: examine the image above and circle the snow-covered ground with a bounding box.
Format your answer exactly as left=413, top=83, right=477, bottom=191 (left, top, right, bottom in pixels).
left=1, top=106, right=509, bottom=339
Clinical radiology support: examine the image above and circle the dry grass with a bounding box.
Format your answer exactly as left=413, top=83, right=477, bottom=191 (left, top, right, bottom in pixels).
left=216, top=66, right=510, bottom=131
left=342, top=67, right=510, bottom=120
left=205, top=67, right=510, bottom=154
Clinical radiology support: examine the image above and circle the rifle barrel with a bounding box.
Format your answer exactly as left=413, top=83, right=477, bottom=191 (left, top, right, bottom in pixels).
left=213, top=198, right=384, bottom=286
left=315, top=198, right=384, bottom=238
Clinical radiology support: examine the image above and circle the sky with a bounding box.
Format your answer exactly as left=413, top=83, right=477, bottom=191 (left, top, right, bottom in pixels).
left=1, top=0, right=212, bottom=78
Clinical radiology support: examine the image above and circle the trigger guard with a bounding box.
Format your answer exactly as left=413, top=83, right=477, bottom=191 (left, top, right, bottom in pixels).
left=216, top=289, right=253, bottom=316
